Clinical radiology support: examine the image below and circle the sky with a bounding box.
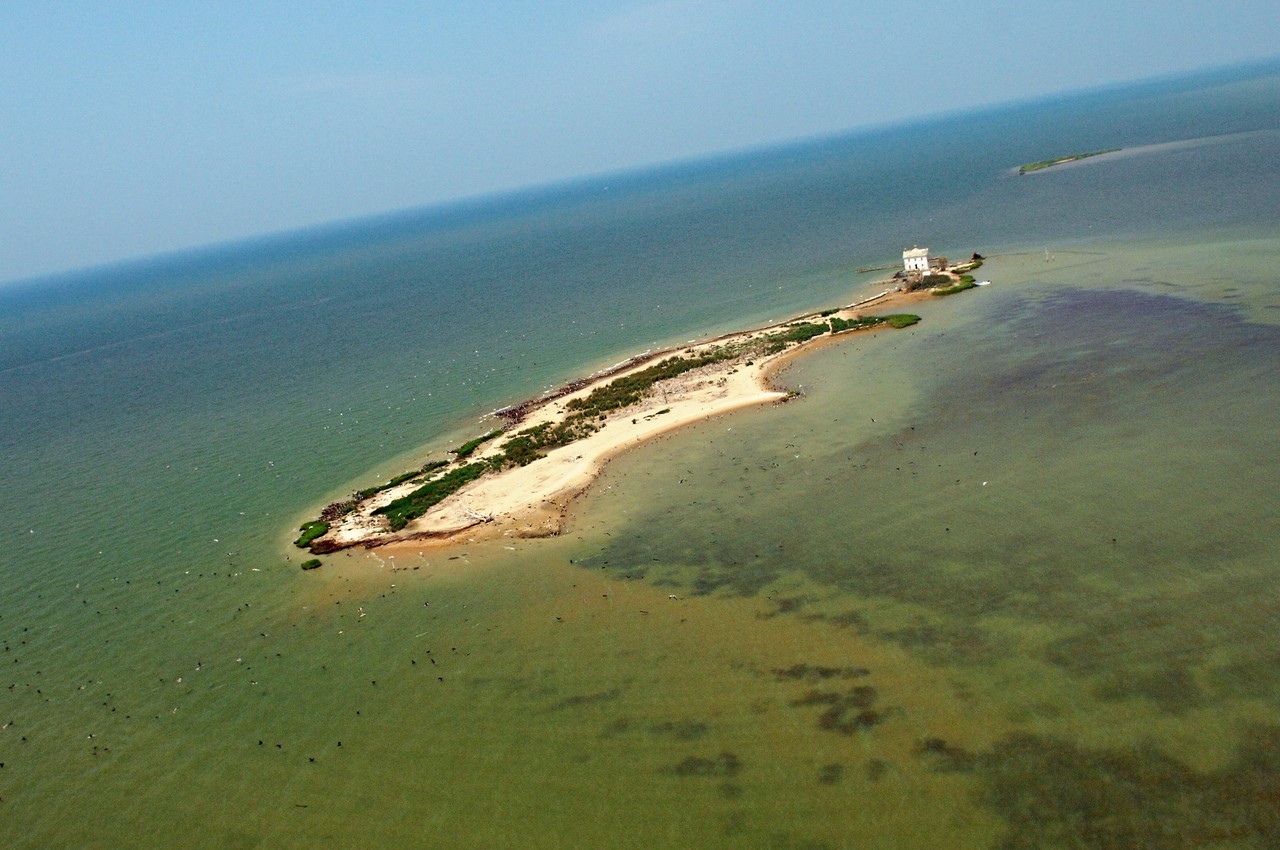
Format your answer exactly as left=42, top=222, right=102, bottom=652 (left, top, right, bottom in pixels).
left=3, top=1, right=1279, bottom=284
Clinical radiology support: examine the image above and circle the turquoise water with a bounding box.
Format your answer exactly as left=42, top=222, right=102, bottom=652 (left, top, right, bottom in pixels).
left=2, top=63, right=1280, bottom=847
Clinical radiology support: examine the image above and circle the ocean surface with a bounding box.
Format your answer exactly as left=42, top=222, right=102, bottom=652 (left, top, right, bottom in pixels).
left=3, top=62, right=1280, bottom=848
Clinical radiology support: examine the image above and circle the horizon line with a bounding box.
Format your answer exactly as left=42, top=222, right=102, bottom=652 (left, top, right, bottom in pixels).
left=5, top=54, right=1278, bottom=291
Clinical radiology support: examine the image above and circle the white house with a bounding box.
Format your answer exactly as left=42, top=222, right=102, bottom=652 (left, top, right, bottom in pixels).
left=902, top=246, right=930, bottom=273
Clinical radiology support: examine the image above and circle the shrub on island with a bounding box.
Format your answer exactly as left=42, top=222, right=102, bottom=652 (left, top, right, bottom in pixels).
left=828, top=314, right=920, bottom=332
left=932, top=276, right=977, bottom=296
left=374, top=462, right=491, bottom=531
left=759, top=322, right=828, bottom=354
left=300, top=558, right=322, bottom=570
left=294, top=521, right=329, bottom=548
left=305, top=305, right=928, bottom=540
left=829, top=315, right=885, bottom=333
left=773, top=322, right=829, bottom=344
left=352, top=459, right=451, bottom=501
left=320, top=499, right=358, bottom=522
left=565, top=352, right=732, bottom=418
left=490, top=418, right=597, bottom=470
left=452, top=429, right=504, bottom=458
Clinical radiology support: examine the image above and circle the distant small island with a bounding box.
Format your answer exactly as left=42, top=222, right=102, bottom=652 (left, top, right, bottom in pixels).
left=1018, top=148, right=1121, bottom=174
left=292, top=254, right=985, bottom=561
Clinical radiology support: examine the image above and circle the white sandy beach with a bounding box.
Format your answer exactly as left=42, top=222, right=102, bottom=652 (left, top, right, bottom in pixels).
left=312, top=283, right=940, bottom=553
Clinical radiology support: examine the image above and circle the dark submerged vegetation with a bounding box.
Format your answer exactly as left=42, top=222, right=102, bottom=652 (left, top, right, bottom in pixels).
left=790, top=685, right=884, bottom=735
left=668, top=752, right=742, bottom=778
left=773, top=663, right=871, bottom=681
left=954, top=727, right=1280, bottom=849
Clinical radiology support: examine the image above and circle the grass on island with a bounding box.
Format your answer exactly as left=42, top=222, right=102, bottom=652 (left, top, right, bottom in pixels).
left=491, top=419, right=599, bottom=469
left=1018, top=148, right=1120, bottom=174
left=933, top=276, right=977, bottom=296
left=294, top=521, right=329, bottom=548
left=300, top=558, right=322, bottom=571
left=313, top=459, right=454, bottom=524
left=759, top=322, right=830, bottom=354
left=490, top=351, right=740, bottom=470
left=828, top=315, right=880, bottom=333
left=566, top=351, right=736, bottom=417
left=298, top=309, right=927, bottom=547
left=374, top=462, right=491, bottom=531
left=352, top=459, right=450, bottom=502
left=451, top=429, right=504, bottom=458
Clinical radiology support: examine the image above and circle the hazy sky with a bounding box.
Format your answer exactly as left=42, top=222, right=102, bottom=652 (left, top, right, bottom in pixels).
left=3, top=1, right=1279, bottom=283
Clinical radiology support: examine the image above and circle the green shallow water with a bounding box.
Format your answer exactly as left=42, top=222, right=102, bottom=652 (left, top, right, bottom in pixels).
left=575, top=242, right=1280, bottom=846
left=4, top=65, right=1280, bottom=848
left=10, top=238, right=1275, bottom=850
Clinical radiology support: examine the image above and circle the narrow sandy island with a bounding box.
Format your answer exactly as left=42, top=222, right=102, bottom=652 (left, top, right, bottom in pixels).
left=295, top=266, right=978, bottom=557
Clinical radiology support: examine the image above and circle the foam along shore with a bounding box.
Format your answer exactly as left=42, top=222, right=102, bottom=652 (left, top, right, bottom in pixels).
left=296, top=270, right=977, bottom=555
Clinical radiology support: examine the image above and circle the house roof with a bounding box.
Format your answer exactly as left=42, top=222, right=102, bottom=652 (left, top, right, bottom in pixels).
left=902, top=247, right=929, bottom=259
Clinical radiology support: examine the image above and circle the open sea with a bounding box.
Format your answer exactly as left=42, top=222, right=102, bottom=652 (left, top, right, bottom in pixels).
left=3, top=62, right=1280, bottom=848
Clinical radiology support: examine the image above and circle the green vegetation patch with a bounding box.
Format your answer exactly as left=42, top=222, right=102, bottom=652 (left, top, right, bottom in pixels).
left=565, top=352, right=733, bottom=418
left=772, top=321, right=829, bottom=344
left=353, top=459, right=450, bottom=501
left=829, top=315, right=887, bottom=334
left=933, top=276, right=977, bottom=296
left=758, top=321, right=828, bottom=354
left=294, top=521, right=329, bottom=548
left=300, top=558, right=322, bottom=571
left=302, top=309, right=924, bottom=538
left=452, top=429, right=504, bottom=459
left=1018, top=148, right=1120, bottom=174
left=490, top=419, right=598, bottom=469
left=374, top=462, right=490, bottom=531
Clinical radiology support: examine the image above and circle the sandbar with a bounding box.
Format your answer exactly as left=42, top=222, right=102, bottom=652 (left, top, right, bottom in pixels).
left=299, top=277, right=956, bottom=555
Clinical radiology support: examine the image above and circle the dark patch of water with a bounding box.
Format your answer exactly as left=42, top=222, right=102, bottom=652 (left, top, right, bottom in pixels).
left=964, top=726, right=1280, bottom=849
left=580, top=288, right=1280, bottom=687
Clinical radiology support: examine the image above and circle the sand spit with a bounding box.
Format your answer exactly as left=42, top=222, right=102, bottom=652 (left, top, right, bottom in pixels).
left=305, top=282, right=945, bottom=554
